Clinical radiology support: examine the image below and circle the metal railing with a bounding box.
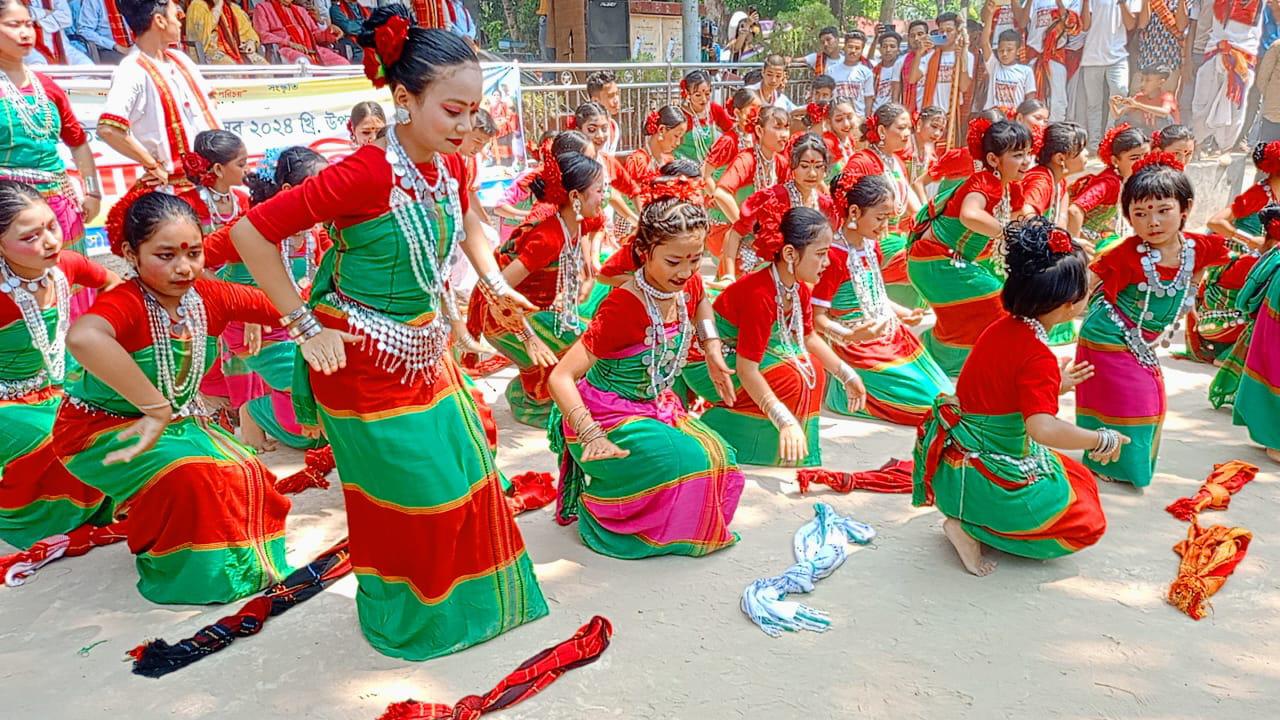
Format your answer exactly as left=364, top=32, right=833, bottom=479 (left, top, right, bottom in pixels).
left=41, top=59, right=816, bottom=155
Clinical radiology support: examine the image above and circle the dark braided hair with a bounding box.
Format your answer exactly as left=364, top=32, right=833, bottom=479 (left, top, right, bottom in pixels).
left=1037, top=122, right=1087, bottom=167
left=630, top=198, right=709, bottom=266
left=1001, top=214, right=1088, bottom=318
left=789, top=132, right=830, bottom=167
left=358, top=6, right=477, bottom=96
left=121, top=192, right=201, bottom=252
left=245, top=147, right=329, bottom=205
left=0, top=180, right=45, bottom=238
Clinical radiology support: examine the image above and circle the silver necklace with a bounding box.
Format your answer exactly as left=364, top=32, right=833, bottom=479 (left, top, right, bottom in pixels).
left=0, top=258, right=68, bottom=383
left=634, top=269, right=691, bottom=397
left=281, top=230, right=318, bottom=292
left=1018, top=315, right=1049, bottom=345
left=754, top=146, right=776, bottom=191
left=1106, top=234, right=1197, bottom=366
left=770, top=264, right=816, bottom=388
left=784, top=181, right=818, bottom=210
left=843, top=236, right=891, bottom=324
left=385, top=124, right=465, bottom=299
left=200, top=186, right=238, bottom=226
left=0, top=69, right=55, bottom=140
left=685, top=104, right=712, bottom=160
left=140, top=282, right=208, bottom=414
left=872, top=145, right=906, bottom=217
left=553, top=214, right=585, bottom=336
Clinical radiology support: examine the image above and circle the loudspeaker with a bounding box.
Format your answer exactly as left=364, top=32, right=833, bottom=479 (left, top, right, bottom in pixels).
left=586, top=0, right=629, bottom=61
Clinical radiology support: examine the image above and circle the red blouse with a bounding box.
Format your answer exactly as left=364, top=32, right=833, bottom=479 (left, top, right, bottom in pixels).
left=684, top=103, right=735, bottom=134
left=732, top=182, right=836, bottom=237
left=604, top=153, right=640, bottom=199
left=706, top=132, right=744, bottom=169
left=245, top=144, right=470, bottom=243
left=582, top=274, right=705, bottom=357
left=509, top=216, right=574, bottom=308
left=176, top=187, right=251, bottom=227
left=1230, top=182, right=1274, bottom=220
left=956, top=315, right=1060, bottom=419
left=929, top=148, right=974, bottom=181
left=33, top=72, right=87, bottom=148
left=201, top=223, right=333, bottom=270
left=599, top=242, right=638, bottom=279
left=713, top=267, right=813, bottom=363
left=87, top=279, right=280, bottom=353
left=1069, top=167, right=1122, bottom=214
left=943, top=171, right=1018, bottom=217
left=717, top=149, right=790, bottom=196
left=1091, top=233, right=1230, bottom=303
left=1019, top=166, right=1065, bottom=217
left=0, top=251, right=105, bottom=326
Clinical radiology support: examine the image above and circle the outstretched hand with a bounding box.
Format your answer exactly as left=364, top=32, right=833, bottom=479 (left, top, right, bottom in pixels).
left=1059, top=357, right=1095, bottom=393
left=105, top=410, right=171, bottom=464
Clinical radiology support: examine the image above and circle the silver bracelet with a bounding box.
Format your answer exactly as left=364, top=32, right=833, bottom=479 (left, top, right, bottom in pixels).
left=288, top=314, right=322, bottom=341
left=82, top=174, right=102, bottom=197
left=835, top=364, right=858, bottom=386
left=1093, top=428, right=1118, bottom=455
left=136, top=400, right=171, bottom=412
left=279, top=305, right=310, bottom=326
left=764, top=399, right=799, bottom=430
left=695, top=318, right=720, bottom=343
left=480, top=271, right=512, bottom=298
left=578, top=421, right=607, bottom=445
left=516, top=320, right=535, bottom=341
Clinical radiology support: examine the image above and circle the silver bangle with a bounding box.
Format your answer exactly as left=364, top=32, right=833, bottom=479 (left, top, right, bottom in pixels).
left=695, top=318, right=720, bottom=344
left=516, top=320, right=535, bottom=341
left=82, top=174, right=101, bottom=196
left=288, top=314, right=322, bottom=341
left=136, top=400, right=171, bottom=412
left=480, top=271, right=512, bottom=297
left=279, top=305, right=309, bottom=326
left=835, top=364, right=858, bottom=385
left=765, top=399, right=799, bottom=430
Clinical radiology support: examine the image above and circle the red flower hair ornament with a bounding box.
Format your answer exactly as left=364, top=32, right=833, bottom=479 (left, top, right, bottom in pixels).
left=1130, top=150, right=1185, bottom=175
left=180, top=152, right=217, bottom=188
left=1267, top=216, right=1280, bottom=241
left=864, top=114, right=882, bottom=145
left=105, top=184, right=154, bottom=257
left=639, top=175, right=705, bottom=207
left=1098, top=122, right=1132, bottom=166
left=537, top=136, right=569, bottom=206
left=743, top=105, right=762, bottom=133
left=966, top=117, right=994, bottom=167
left=643, top=110, right=662, bottom=136
left=1255, top=139, right=1280, bottom=176
left=831, top=167, right=864, bottom=223
left=806, top=102, right=829, bottom=127
left=1048, top=227, right=1073, bottom=254
left=362, top=14, right=409, bottom=88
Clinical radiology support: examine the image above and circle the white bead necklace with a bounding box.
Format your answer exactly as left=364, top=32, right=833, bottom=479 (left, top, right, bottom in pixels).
left=281, top=229, right=318, bottom=293
left=1017, top=315, right=1049, bottom=345
left=634, top=269, right=691, bottom=397
left=0, top=258, right=68, bottom=383
left=140, top=282, right=208, bottom=414
left=784, top=181, right=819, bottom=210
left=0, top=69, right=55, bottom=140
left=1105, top=233, right=1197, bottom=366
left=200, top=186, right=238, bottom=226
left=770, top=264, right=816, bottom=388
left=553, top=214, right=585, bottom=336
left=754, top=146, right=776, bottom=191
left=843, top=235, right=892, bottom=324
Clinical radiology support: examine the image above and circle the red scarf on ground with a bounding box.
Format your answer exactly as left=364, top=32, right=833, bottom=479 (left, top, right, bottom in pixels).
left=1213, top=0, right=1261, bottom=25
left=273, top=0, right=317, bottom=54
left=104, top=0, right=133, bottom=46
left=210, top=0, right=244, bottom=64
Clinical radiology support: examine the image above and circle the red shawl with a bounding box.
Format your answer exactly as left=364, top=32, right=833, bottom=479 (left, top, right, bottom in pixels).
left=104, top=0, right=133, bottom=46
left=210, top=0, right=245, bottom=64
left=272, top=0, right=317, bottom=54
left=1213, top=0, right=1261, bottom=26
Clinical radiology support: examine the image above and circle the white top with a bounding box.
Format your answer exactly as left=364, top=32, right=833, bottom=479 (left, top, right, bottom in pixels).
left=1081, top=0, right=1142, bottom=66
left=992, top=4, right=1018, bottom=42
left=915, top=49, right=974, bottom=109
left=985, top=57, right=1037, bottom=109
left=874, top=56, right=906, bottom=110
left=1204, top=9, right=1266, bottom=55
left=827, top=61, right=875, bottom=114
left=100, top=48, right=221, bottom=174
left=804, top=51, right=842, bottom=71
left=745, top=83, right=797, bottom=112
left=1025, top=0, right=1083, bottom=52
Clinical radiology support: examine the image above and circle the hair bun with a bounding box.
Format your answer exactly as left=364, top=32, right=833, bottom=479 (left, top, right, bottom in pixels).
left=1003, top=215, right=1076, bottom=277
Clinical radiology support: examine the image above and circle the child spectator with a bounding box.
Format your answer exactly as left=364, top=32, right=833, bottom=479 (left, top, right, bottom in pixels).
left=1112, top=65, right=1179, bottom=135
left=587, top=70, right=622, bottom=154
left=980, top=27, right=1038, bottom=111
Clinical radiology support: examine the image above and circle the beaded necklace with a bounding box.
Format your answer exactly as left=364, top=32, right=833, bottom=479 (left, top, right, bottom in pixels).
left=842, top=235, right=891, bottom=323
left=1105, top=233, right=1197, bottom=366
left=784, top=181, right=819, bottom=210
left=684, top=104, right=712, bottom=160
left=281, top=229, right=318, bottom=293
left=0, top=258, right=68, bottom=383
left=871, top=145, right=906, bottom=217
left=0, top=69, right=55, bottom=141
left=140, top=281, right=208, bottom=414
left=1017, top=315, right=1049, bottom=345
left=553, top=214, right=585, bottom=336
left=753, top=146, right=776, bottom=192
left=770, top=264, right=816, bottom=387
left=634, top=269, right=691, bottom=397
left=200, top=186, right=238, bottom=226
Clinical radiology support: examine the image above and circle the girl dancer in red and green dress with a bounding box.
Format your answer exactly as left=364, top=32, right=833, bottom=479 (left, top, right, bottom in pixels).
left=675, top=70, right=734, bottom=166
left=1066, top=124, right=1149, bottom=256
left=57, top=190, right=290, bottom=604
left=548, top=195, right=744, bottom=558
left=1226, top=204, right=1280, bottom=463
left=815, top=173, right=950, bottom=425
left=230, top=12, right=547, bottom=660
left=907, top=117, right=1032, bottom=376
left=1075, top=154, right=1231, bottom=488
left=0, top=181, right=120, bottom=550
left=913, top=215, right=1110, bottom=576
left=710, top=105, right=790, bottom=283
left=684, top=207, right=867, bottom=467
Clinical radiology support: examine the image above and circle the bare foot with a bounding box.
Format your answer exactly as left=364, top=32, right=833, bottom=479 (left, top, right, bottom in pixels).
left=238, top=406, right=277, bottom=453
left=1267, top=448, right=1280, bottom=464
left=943, top=517, right=996, bottom=577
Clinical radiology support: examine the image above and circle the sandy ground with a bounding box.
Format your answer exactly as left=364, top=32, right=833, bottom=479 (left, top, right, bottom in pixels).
left=2, top=345, right=1278, bottom=719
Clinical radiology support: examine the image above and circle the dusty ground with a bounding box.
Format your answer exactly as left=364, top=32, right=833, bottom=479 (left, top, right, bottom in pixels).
left=2, top=343, right=1277, bottom=720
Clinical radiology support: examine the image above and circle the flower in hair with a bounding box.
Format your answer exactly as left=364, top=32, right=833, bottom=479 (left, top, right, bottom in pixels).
left=640, top=175, right=705, bottom=207
left=1048, top=227, right=1073, bottom=254
left=643, top=110, right=661, bottom=136
left=743, top=105, right=761, bottom=132
left=864, top=113, right=882, bottom=145
left=1267, top=216, right=1280, bottom=242
left=364, top=14, right=409, bottom=88
left=1098, top=122, right=1131, bottom=166
left=1130, top=150, right=1185, bottom=175
left=537, top=136, right=569, bottom=206
left=181, top=152, right=216, bottom=188
left=679, top=77, right=688, bottom=98
left=256, top=147, right=285, bottom=184
left=966, top=117, right=994, bottom=166
left=1151, top=129, right=1163, bottom=148
left=1256, top=139, right=1280, bottom=176
left=831, top=167, right=863, bottom=222
left=105, top=184, right=153, bottom=257
left=806, top=102, right=829, bottom=127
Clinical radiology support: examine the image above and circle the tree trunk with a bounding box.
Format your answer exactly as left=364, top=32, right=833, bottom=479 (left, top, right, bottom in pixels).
left=703, top=0, right=727, bottom=36
left=830, top=0, right=845, bottom=27
left=879, top=0, right=896, bottom=22
left=500, top=0, right=520, bottom=42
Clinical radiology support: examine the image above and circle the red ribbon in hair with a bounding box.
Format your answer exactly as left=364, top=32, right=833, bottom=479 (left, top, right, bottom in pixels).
left=806, top=102, right=829, bottom=127
left=1048, top=227, right=1073, bottom=254
left=643, top=110, right=662, bottom=136
left=743, top=105, right=762, bottom=133
left=363, top=14, right=409, bottom=88
left=1098, top=122, right=1132, bottom=167
left=831, top=166, right=864, bottom=222
left=639, top=175, right=705, bottom=207
left=1131, top=150, right=1185, bottom=175
left=105, top=184, right=155, bottom=256
left=966, top=117, right=994, bottom=167
left=181, top=153, right=218, bottom=188
left=537, top=136, right=569, bottom=206
left=1256, top=139, right=1280, bottom=176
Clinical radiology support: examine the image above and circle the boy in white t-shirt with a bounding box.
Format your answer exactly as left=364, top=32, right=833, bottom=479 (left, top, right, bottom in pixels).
left=826, top=30, right=876, bottom=116
left=873, top=30, right=906, bottom=110
left=804, top=26, right=844, bottom=76
left=906, top=12, right=974, bottom=114
left=979, top=26, right=1038, bottom=110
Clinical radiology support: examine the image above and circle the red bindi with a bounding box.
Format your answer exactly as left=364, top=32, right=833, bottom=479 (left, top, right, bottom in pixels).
left=180, top=241, right=189, bottom=250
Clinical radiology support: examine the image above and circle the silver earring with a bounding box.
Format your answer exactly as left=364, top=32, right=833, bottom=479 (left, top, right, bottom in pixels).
left=572, top=197, right=583, bottom=221
left=786, top=258, right=795, bottom=275
left=394, top=106, right=410, bottom=124
left=993, top=168, right=1002, bottom=181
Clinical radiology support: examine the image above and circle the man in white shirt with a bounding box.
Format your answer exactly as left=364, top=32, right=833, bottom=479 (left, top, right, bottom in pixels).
left=1077, top=0, right=1148, bottom=150
left=1191, top=1, right=1266, bottom=151
left=906, top=12, right=974, bottom=115
left=827, top=31, right=876, bottom=116
left=803, top=26, right=843, bottom=76
left=980, top=27, right=1039, bottom=109
left=25, top=0, right=94, bottom=65
left=747, top=54, right=797, bottom=112
left=1015, top=0, right=1087, bottom=120
left=873, top=30, right=905, bottom=110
